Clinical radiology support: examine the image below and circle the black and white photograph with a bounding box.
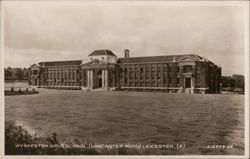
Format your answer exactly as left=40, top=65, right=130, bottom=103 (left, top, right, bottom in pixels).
left=1, top=0, right=249, bottom=158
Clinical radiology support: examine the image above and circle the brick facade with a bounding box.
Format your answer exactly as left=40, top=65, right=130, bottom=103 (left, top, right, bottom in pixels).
left=29, top=50, right=221, bottom=94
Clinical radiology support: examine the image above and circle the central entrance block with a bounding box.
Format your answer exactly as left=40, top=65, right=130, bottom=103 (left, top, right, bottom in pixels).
left=81, top=50, right=117, bottom=91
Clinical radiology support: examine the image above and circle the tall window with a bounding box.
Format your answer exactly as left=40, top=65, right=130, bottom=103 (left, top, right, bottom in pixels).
left=146, top=71, right=150, bottom=79
left=163, top=77, right=167, bottom=84
left=184, top=66, right=192, bottom=73
left=177, top=67, right=180, bottom=73
left=177, top=78, right=180, bottom=85
left=32, top=70, right=38, bottom=75
left=140, top=67, right=144, bottom=79
left=168, top=67, right=172, bottom=73
left=124, top=68, right=128, bottom=78
left=157, top=71, right=161, bottom=79
left=168, top=77, right=172, bottom=85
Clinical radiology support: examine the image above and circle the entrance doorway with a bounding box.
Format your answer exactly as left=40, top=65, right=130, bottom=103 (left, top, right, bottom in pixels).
left=98, top=78, right=102, bottom=88
left=185, top=78, right=191, bottom=88
left=95, top=70, right=102, bottom=88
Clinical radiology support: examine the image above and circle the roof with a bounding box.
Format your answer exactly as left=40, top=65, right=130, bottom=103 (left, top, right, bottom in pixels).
left=39, top=60, right=82, bottom=66
left=89, top=50, right=117, bottom=57
left=118, top=54, right=201, bottom=63
left=30, top=64, right=40, bottom=67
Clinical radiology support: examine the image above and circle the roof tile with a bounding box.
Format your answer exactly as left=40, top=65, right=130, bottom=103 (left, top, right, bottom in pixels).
left=118, top=54, right=198, bottom=63
left=39, top=60, right=82, bottom=66
left=89, top=50, right=116, bottom=56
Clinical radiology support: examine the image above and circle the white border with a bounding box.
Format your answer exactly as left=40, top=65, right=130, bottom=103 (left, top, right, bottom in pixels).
left=0, top=1, right=249, bottom=159
left=243, top=2, right=250, bottom=159
left=0, top=0, right=5, bottom=158
left=1, top=0, right=249, bottom=7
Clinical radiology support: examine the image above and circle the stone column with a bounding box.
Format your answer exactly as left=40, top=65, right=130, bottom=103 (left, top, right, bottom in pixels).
left=133, top=64, right=135, bottom=87
left=102, top=70, right=105, bottom=89
left=192, top=65, right=196, bottom=88
left=191, top=78, right=193, bottom=88
left=160, top=64, right=163, bottom=87
left=90, top=70, right=93, bottom=90
left=191, top=77, right=194, bottom=94
left=127, top=65, right=130, bottom=87
left=180, top=66, right=184, bottom=88
left=192, top=77, right=195, bottom=88
left=122, top=65, right=125, bottom=87
left=143, top=64, right=146, bottom=87
left=87, top=70, right=90, bottom=89
left=105, top=69, right=109, bottom=90
left=112, top=71, right=115, bottom=88
left=149, top=64, right=152, bottom=87
left=155, top=64, right=157, bottom=87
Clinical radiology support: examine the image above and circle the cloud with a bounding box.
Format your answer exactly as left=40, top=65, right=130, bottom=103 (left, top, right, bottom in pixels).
left=3, top=2, right=245, bottom=75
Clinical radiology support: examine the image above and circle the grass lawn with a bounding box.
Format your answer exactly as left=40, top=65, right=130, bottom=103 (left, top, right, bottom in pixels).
left=5, top=89, right=244, bottom=155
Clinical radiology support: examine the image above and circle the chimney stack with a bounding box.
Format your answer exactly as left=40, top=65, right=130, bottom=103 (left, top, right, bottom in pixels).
left=124, top=49, right=130, bottom=58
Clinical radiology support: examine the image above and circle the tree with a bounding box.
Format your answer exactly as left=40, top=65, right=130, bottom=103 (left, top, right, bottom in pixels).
left=4, top=67, right=13, bottom=80
left=232, top=74, right=244, bottom=91
left=4, top=67, right=30, bottom=80
left=23, top=68, right=30, bottom=80
left=221, top=76, right=235, bottom=89
left=221, top=74, right=244, bottom=92
left=14, top=68, right=24, bottom=80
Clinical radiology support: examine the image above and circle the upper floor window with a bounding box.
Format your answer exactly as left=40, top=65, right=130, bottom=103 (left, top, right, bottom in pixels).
left=32, top=70, right=38, bottom=75
left=177, top=67, right=180, bottom=73
left=168, top=67, right=172, bottom=73
left=177, top=78, right=180, bottom=85
left=183, top=65, right=193, bottom=73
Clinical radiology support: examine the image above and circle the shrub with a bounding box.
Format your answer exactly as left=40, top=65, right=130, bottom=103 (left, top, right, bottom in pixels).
left=5, top=121, right=99, bottom=155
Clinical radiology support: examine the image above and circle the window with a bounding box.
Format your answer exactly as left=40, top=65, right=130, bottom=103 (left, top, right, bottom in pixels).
left=184, top=66, right=192, bottom=73
left=177, top=67, right=180, bottom=73
left=140, top=67, right=144, bottom=78
left=32, top=70, right=38, bottom=75
left=164, top=77, right=167, bottom=84
left=168, top=67, right=172, bottom=72
left=129, top=71, right=133, bottom=79
left=140, top=67, right=143, bottom=73
left=177, top=78, right=180, bottom=85
left=157, top=71, right=161, bottom=79
left=135, top=72, right=138, bottom=79
left=124, top=67, right=127, bottom=72
left=124, top=77, right=127, bottom=85
left=151, top=73, right=155, bottom=79
left=146, top=71, right=149, bottom=79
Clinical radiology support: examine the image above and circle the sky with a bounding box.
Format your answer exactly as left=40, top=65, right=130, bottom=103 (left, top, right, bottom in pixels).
left=3, top=1, right=247, bottom=76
